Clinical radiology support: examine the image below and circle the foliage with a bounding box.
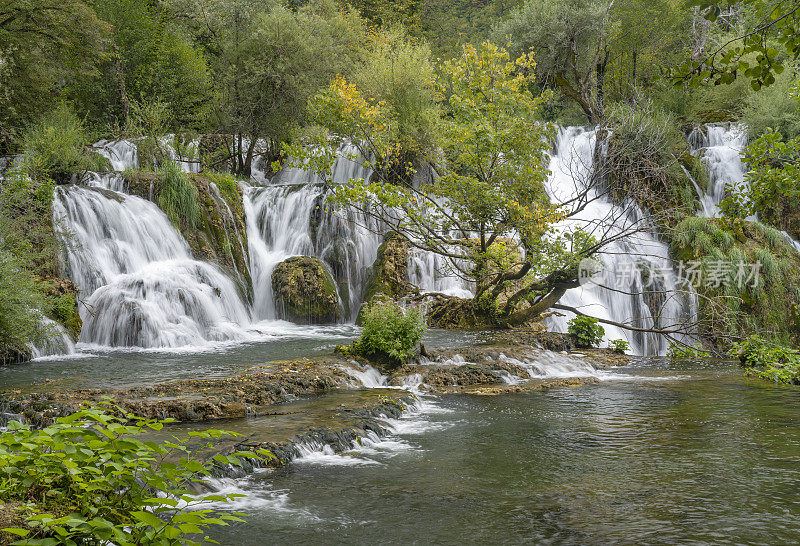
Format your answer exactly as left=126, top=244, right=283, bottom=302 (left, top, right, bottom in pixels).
left=730, top=335, right=800, bottom=384
left=212, top=0, right=367, bottom=175
left=605, top=98, right=701, bottom=227
left=567, top=315, right=605, bottom=348
left=353, top=299, right=426, bottom=365
left=128, top=99, right=172, bottom=169
left=0, top=403, right=269, bottom=544
left=157, top=161, right=200, bottom=229
left=609, top=339, right=630, bottom=354
left=350, top=24, right=439, bottom=166
left=668, top=342, right=712, bottom=359
left=0, top=0, right=107, bottom=150
left=671, top=216, right=800, bottom=347
left=493, top=0, right=686, bottom=122
left=294, top=42, right=581, bottom=327
left=22, top=104, right=108, bottom=182
left=0, top=249, right=55, bottom=356
left=674, top=0, right=800, bottom=91
left=741, top=129, right=800, bottom=217
left=79, top=0, right=210, bottom=132
left=741, top=70, right=800, bottom=138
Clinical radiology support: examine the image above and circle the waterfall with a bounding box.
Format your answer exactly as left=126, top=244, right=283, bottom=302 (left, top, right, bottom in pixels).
left=244, top=146, right=382, bottom=321
left=690, top=124, right=800, bottom=250
left=54, top=184, right=252, bottom=348
left=29, top=317, right=76, bottom=359
left=244, top=182, right=381, bottom=321
left=688, top=124, right=748, bottom=217
left=543, top=127, right=693, bottom=355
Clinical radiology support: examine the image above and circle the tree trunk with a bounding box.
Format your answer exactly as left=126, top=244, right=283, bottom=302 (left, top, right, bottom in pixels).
left=595, top=61, right=605, bottom=121
left=111, top=38, right=130, bottom=128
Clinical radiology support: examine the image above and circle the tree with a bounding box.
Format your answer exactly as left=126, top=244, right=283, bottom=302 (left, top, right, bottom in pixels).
left=290, top=42, right=614, bottom=327
left=491, top=0, right=686, bottom=123
left=211, top=0, right=367, bottom=176
left=0, top=0, right=107, bottom=149
left=74, top=0, right=210, bottom=132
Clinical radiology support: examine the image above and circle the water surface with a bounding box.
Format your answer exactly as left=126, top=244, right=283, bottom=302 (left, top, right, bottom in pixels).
left=207, top=358, right=800, bottom=544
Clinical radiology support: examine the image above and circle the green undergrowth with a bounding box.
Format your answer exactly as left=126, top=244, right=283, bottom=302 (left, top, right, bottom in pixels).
left=605, top=101, right=705, bottom=235
left=671, top=216, right=800, bottom=348
left=0, top=402, right=271, bottom=545
left=0, top=159, right=81, bottom=355
left=157, top=161, right=200, bottom=229
left=344, top=299, right=426, bottom=368
left=731, top=335, right=800, bottom=385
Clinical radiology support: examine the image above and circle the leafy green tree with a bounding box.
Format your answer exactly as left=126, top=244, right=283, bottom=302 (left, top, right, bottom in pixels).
left=72, top=0, right=210, bottom=132
left=0, top=0, right=107, bottom=150
left=212, top=0, right=366, bottom=175
left=675, top=0, right=800, bottom=91
left=292, top=42, right=604, bottom=326
left=492, top=0, right=686, bottom=122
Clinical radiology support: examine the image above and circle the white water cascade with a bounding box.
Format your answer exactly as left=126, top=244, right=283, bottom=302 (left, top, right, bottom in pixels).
left=687, top=124, right=749, bottom=217
left=244, top=149, right=382, bottom=321
left=689, top=124, right=800, bottom=252
left=543, top=127, right=694, bottom=355
left=54, top=185, right=252, bottom=348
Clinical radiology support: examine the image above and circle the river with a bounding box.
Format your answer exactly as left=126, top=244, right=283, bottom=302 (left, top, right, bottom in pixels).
left=194, top=357, right=800, bottom=544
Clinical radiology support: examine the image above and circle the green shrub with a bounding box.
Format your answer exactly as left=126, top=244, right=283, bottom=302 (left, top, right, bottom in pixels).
left=22, top=103, right=108, bottom=183
left=729, top=335, right=800, bottom=384
left=353, top=300, right=426, bottom=366
left=128, top=99, right=172, bottom=169
left=0, top=249, right=55, bottom=355
left=567, top=316, right=604, bottom=348
left=609, top=339, right=630, bottom=354
left=158, top=161, right=200, bottom=228
left=0, top=403, right=269, bottom=544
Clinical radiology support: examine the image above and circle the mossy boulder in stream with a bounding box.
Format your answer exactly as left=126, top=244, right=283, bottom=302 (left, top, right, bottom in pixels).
left=271, top=256, right=341, bottom=324
left=357, top=232, right=415, bottom=324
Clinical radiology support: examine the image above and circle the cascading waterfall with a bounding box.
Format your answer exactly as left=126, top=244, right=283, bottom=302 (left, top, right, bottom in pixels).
left=688, top=124, right=749, bottom=217
left=407, top=248, right=474, bottom=299
left=543, top=127, right=694, bottom=355
left=689, top=123, right=800, bottom=250
left=244, top=148, right=382, bottom=321
left=54, top=184, right=252, bottom=348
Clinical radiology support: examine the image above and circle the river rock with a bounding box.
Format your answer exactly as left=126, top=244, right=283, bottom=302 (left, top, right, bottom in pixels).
left=271, top=256, right=341, bottom=324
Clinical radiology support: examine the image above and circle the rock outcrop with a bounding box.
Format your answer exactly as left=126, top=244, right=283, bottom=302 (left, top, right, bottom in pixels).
left=271, top=256, right=341, bottom=324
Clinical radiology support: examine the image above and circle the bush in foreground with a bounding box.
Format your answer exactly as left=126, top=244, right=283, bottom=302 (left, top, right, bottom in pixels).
left=567, top=316, right=604, bottom=348
left=0, top=403, right=270, bottom=545
left=352, top=300, right=426, bottom=367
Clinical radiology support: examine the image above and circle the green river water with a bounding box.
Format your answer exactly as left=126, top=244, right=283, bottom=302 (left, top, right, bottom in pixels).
left=9, top=340, right=800, bottom=544
left=199, top=357, right=800, bottom=545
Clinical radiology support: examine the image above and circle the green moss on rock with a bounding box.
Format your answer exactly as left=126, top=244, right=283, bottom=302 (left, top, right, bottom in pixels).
left=121, top=171, right=251, bottom=294
left=671, top=216, right=800, bottom=348
left=271, top=256, right=341, bottom=324
left=357, top=232, right=414, bottom=324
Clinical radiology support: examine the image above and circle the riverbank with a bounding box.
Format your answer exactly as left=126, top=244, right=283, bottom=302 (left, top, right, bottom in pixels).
left=0, top=331, right=626, bottom=427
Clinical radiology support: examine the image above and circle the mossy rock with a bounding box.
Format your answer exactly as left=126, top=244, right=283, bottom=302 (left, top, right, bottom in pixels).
left=357, top=232, right=414, bottom=324
left=272, top=256, right=341, bottom=324
left=121, top=170, right=251, bottom=294
left=427, top=296, right=497, bottom=330
left=44, top=277, right=82, bottom=340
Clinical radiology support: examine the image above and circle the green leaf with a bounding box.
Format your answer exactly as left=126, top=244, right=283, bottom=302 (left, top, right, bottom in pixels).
left=2, top=528, right=30, bottom=537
